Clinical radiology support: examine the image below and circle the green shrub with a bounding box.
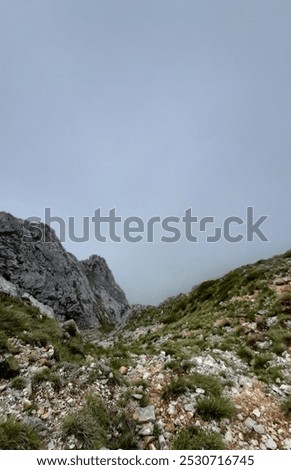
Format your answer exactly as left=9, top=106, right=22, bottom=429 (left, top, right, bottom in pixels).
left=192, top=280, right=217, bottom=303
left=0, top=417, right=42, bottom=450
left=172, top=425, right=225, bottom=450
left=107, top=370, right=124, bottom=386
left=117, top=390, right=132, bottom=408
left=162, top=373, right=223, bottom=399
left=62, top=394, right=109, bottom=449
left=139, top=394, right=150, bottom=407
left=10, top=376, right=27, bottom=390
left=110, top=414, right=138, bottom=450
left=162, top=377, right=188, bottom=399
left=276, top=292, right=291, bottom=314
left=188, top=372, right=222, bottom=397
left=196, top=396, right=235, bottom=421
left=268, top=327, right=290, bottom=355
left=0, top=331, right=8, bottom=352
left=253, top=352, right=272, bottom=370
left=267, top=367, right=284, bottom=382
left=133, top=379, right=148, bottom=389
left=165, top=360, right=192, bottom=373
left=62, top=319, right=79, bottom=336
left=281, top=396, right=291, bottom=417
left=66, top=336, right=85, bottom=357
left=0, top=355, right=19, bottom=379
left=32, top=368, right=62, bottom=392
left=237, top=345, right=254, bottom=364
left=0, top=293, right=94, bottom=364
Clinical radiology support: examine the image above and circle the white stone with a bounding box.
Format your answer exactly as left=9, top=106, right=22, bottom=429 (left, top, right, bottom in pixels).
left=225, top=430, right=233, bottom=443
left=159, top=435, right=167, bottom=449
left=138, top=423, right=154, bottom=436
left=283, top=438, right=291, bottom=450
left=265, top=438, right=277, bottom=450
left=133, top=406, right=156, bottom=423
left=167, top=404, right=176, bottom=416
left=253, top=424, right=265, bottom=434
left=143, top=372, right=151, bottom=380
left=184, top=403, right=194, bottom=412
left=244, top=417, right=256, bottom=430
left=252, top=408, right=261, bottom=418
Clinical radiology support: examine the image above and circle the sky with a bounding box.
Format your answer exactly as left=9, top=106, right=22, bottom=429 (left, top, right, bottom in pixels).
left=1, top=0, right=291, bottom=305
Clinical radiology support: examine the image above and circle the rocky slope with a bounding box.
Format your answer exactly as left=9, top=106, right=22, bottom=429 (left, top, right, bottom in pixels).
left=0, top=212, right=130, bottom=328
left=0, top=249, right=291, bottom=450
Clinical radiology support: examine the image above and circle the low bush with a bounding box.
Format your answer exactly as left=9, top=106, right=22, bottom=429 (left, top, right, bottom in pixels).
left=172, top=425, right=225, bottom=450
left=196, top=396, right=235, bottom=421
left=62, top=394, right=109, bottom=449
left=0, top=417, right=42, bottom=449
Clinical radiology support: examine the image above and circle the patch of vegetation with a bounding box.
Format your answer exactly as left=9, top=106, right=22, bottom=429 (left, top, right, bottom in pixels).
left=87, top=369, right=100, bottom=385
left=107, top=370, right=124, bottom=386
left=62, top=319, right=79, bottom=336
left=0, top=417, right=43, bottom=449
left=110, top=356, right=131, bottom=371
left=172, top=425, right=225, bottom=450
left=237, top=346, right=254, bottom=364
left=0, top=331, right=8, bottom=352
left=139, top=394, right=150, bottom=407
left=267, top=326, right=291, bottom=356
left=253, top=352, right=272, bottom=371
left=162, top=373, right=223, bottom=400
left=0, top=293, right=100, bottom=364
left=162, top=377, right=189, bottom=399
left=256, top=365, right=285, bottom=384
left=188, top=372, right=223, bottom=396
left=196, top=396, right=235, bottom=421
left=65, top=336, right=85, bottom=358
left=0, top=355, right=19, bottom=379
left=32, top=368, right=62, bottom=392
left=116, top=390, right=132, bottom=408
left=153, top=422, right=162, bottom=437
left=266, top=366, right=285, bottom=383
left=276, top=292, right=291, bottom=314
left=133, top=379, right=148, bottom=389
left=99, top=318, right=115, bottom=334
left=110, top=413, right=138, bottom=450
left=281, top=396, right=291, bottom=417
left=164, top=359, right=192, bottom=373
left=10, top=376, right=27, bottom=390
left=62, top=394, right=110, bottom=449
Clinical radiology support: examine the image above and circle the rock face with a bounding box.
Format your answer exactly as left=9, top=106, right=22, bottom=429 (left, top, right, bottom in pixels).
left=82, top=255, right=129, bottom=323
left=0, top=212, right=130, bottom=328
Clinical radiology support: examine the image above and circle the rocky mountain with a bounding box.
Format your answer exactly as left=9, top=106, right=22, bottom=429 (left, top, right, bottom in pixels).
left=0, top=212, right=130, bottom=328
left=81, top=255, right=129, bottom=325
left=0, top=243, right=291, bottom=450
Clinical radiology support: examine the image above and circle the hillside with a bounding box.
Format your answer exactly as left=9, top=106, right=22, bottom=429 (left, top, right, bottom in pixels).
left=1, top=250, right=291, bottom=450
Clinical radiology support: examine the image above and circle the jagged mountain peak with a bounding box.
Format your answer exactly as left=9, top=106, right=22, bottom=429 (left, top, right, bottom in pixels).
left=0, top=211, right=130, bottom=328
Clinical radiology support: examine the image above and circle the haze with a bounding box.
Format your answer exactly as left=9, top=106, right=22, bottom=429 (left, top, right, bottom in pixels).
left=1, top=1, right=291, bottom=305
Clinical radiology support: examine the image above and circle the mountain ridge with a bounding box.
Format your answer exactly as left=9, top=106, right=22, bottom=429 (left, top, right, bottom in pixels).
left=0, top=211, right=130, bottom=328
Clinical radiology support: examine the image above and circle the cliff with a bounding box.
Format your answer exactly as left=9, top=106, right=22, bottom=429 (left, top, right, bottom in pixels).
left=0, top=212, right=130, bottom=328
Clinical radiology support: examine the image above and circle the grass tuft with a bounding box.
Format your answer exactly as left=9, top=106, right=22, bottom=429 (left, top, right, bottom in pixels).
left=172, top=425, right=225, bottom=450
left=196, top=396, right=235, bottom=421
left=0, top=417, right=42, bottom=450
left=62, top=394, right=109, bottom=449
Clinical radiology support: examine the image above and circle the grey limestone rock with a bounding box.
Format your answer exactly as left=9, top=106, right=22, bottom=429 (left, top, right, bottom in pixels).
left=0, top=212, right=130, bottom=328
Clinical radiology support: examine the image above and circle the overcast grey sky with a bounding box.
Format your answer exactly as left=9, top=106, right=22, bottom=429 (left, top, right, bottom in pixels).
left=1, top=0, right=291, bottom=305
